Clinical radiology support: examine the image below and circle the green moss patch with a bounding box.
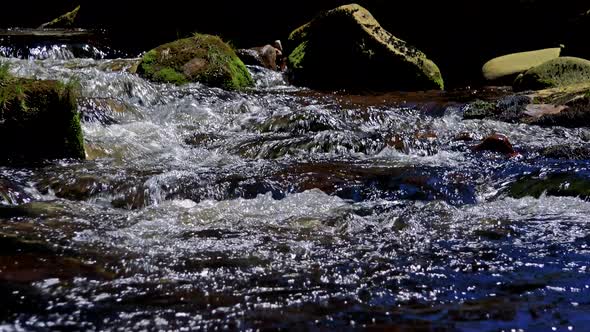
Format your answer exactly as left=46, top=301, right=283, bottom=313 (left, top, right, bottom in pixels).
left=514, top=57, right=590, bottom=92
left=137, top=33, right=253, bottom=90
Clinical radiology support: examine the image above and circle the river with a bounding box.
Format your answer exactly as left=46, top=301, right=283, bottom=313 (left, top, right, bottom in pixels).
left=0, top=39, right=589, bottom=331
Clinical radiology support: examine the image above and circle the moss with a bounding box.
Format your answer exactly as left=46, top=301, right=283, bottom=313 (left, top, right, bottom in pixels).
left=153, top=67, right=187, bottom=85
left=464, top=100, right=496, bottom=119
left=225, top=54, right=255, bottom=90
left=0, top=62, right=10, bottom=82
left=137, top=33, right=253, bottom=90
left=38, top=5, right=80, bottom=29
left=432, top=67, right=445, bottom=90
left=287, top=23, right=310, bottom=54
left=288, top=23, right=310, bottom=44
left=0, top=76, right=85, bottom=163
left=532, top=82, right=590, bottom=104
left=514, top=57, right=590, bottom=92
left=288, top=41, right=307, bottom=70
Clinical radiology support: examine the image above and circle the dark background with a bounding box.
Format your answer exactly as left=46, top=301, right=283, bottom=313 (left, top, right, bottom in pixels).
left=1, top=1, right=588, bottom=86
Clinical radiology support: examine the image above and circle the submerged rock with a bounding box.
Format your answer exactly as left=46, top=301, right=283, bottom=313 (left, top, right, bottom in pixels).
left=0, top=178, right=32, bottom=205
left=38, top=5, right=81, bottom=29
left=473, top=134, right=517, bottom=156
left=286, top=4, right=444, bottom=91
left=137, top=33, right=253, bottom=90
left=0, top=201, right=67, bottom=219
left=514, top=57, right=590, bottom=92
left=482, top=47, right=561, bottom=83
left=541, top=144, right=590, bottom=160
left=0, top=65, right=85, bottom=163
left=508, top=173, right=590, bottom=200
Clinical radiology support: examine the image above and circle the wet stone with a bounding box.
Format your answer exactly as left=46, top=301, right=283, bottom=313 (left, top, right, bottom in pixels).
left=473, top=134, right=516, bottom=156
left=541, top=144, right=590, bottom=160
left=0, top=177, right=32, bottom=205
left=0, top=201, right=68, bottom=219
left=508, top=173, right=590, bottom=200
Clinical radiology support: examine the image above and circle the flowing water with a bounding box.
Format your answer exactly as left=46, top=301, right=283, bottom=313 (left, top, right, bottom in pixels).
left=1, top=39, right=590, bottom=331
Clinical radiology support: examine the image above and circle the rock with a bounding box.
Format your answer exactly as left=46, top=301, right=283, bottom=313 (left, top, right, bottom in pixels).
left=0, top=64, right=85, bottom=164
left=473, top=134, right=516, bottom=156
left=0, top=178, right=32, bottom=205
left=137, top=33, right=253, bottom=90
left=463, top=95, right=532, bottom=123
left=523, top=104, right=568, bottom=118
left=508, top=173, right=590, bottom=199
left=38, top=5, right=81, bottom=29
left=482, top=48, right=561, bottom=83
left=286, top=4, right=444, bottom=91
left=39, top=174, right=110, bottom=201
left=541, top=144, right=590, bottom=160
left=79, top=97, right=143, bottom=125
left=97, top=59, right=141, bottom=73
left=531, top=82, right=590, bottom=105
left=514, top=57, right=590, bottom=92
left=237, top=44, right=281, bottom=70
left=0, top=201, right=67, bottom=219
left=463, top=83, right=590, bottom=127
left=0, top=232, right=114, bottom=283
left=236, top=49, right=263, bottom=67
left=463, top=100, right=497, bottom=120
left=524, top=83, right=590, bottom=127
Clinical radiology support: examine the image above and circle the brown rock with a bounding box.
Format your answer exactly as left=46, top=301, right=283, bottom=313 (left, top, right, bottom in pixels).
left=236, top=44, right=282, bottom=70
left=474, top=134, right=517, bottom=156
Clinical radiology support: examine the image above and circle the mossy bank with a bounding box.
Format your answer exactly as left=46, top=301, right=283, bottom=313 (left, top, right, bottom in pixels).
left=0, top=64, right=85, bottom=164
left=137, top=33, right=253, bottom=90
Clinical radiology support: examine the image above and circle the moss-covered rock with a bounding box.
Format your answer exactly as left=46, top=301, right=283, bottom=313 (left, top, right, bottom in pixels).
left=513, top=57, right=590, bottom=92
left=463, top=95, right=532, bottom=123
left=482, top=47, right=561, bottom=82
left=286, top=4, right=444, bottom=91
left=137, top=33, right=253, bottom=90
left=508, top=173, right=590, bottom=200
left=0, top=66, right=85, bottom=164
left=38, top=5, right=81, bottom=29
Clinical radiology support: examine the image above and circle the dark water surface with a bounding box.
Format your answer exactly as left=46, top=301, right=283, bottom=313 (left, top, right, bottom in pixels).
left=0, top=42, right=589, bottom=331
